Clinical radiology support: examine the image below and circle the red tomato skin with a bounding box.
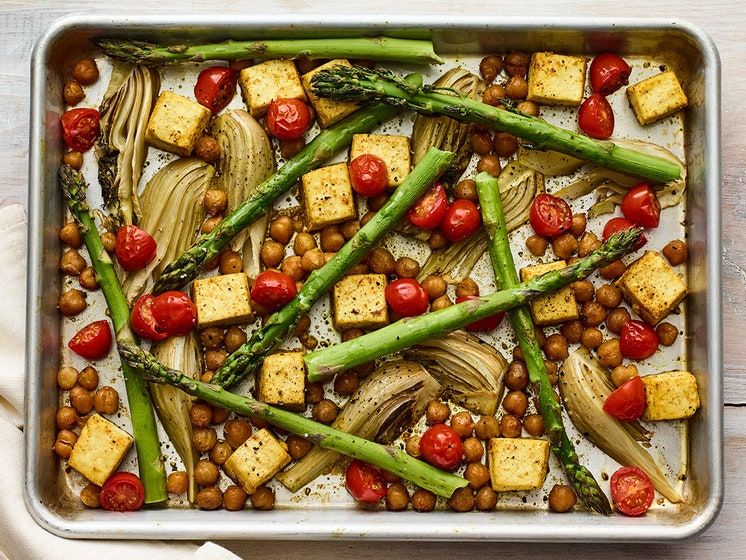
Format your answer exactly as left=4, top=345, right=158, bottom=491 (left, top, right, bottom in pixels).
left=590, top=53, right=632, bottom=96
left=130, top=295, right=168, bottom=341
left=345, top=460, right=388, bottom=504
left=115, top=225, right=157, bottom=272
left=621, top=183, right=661, bottom=228
left=602, top=217, right=647, bottom=250
left=385, top=278, right=429, bottom=317
left=266, top=98, right=312, bottom=141
left=603, top=375, right=647, bottom=421
left=610, top=466, right=654, bottom=517
left=250, top=270, right=298, bottom=312
left=100, top=472, right=145, bottom=512
left=578, top=93, right=615, bottom=139
left=194, top=66, right=238, bottom=113
left=455, top=295, right=506, bottom=331
left=529, top=194, right=573, bottom=238
left=440, top=199, right=481, bottom=243
left=419, top=424, right=464, bottom=471
left=68, top=320, right=112, bottom=360
left=620, top=320, right=659, bottom=360
left=60, top=108, right=100, bottom=152
left=408, top=183, right=448, bottom=229
left=151, top=291, right=197, bottom=337
left=349, top=154, right=389, bottom=197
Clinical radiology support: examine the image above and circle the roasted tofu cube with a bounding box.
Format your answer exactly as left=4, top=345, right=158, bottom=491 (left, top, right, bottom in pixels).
left=301, top=162, right=357, bottom=230
left=145, top=91, right=211, bottom=156
left=257, top=351, right=306, bottom=411
left=67, top=414, right=134, bottom=486
left=488, top=438, right=550, bottom=492
left=627, top=70, right=688, bottom=126
left=238, top=59, right=306, bottom=118
left=527, top=52, right=587, bottom=107
left=350, top=134, right=411, bottom=187
left=224, top=428, right=291, bottom=494
left=302, top=59, right=359, bottom=127
left=521, top=261, right=579, bottom=326
left=333, top=274, right=389, bottom=330
left=192, top=272, right=253, bottom=328
left=616, top=251, right=687, bottom=325
left=642, top=371, right=700, bottom=421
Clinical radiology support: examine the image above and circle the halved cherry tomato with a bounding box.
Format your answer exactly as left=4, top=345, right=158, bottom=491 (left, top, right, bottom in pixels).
left=385, top=278, right=429, bottom=317
left=455, top=295, right=506, bottom=331
left=419, top=424, right=464, bottom=471
left=408, top=182, right=447, bottom=229
left=529, top=194, right=572, bottom=238
left=151, top=291, right=197, bottom=336
left=68, top=320, right=112, bottom=360
left=603, top=375, right=647, bottom=421
left=578, top=93, right=615, bottom=139
left=100, top=472, right=145, bottom=512
left=60, top=108, right=100, bottom=152
left=621, top=183, right=661, bottom=228
left=610, top=466, right=654, bottom=516
left=266, top=98, right=312, bottom=141
left=440, top=199, right=481, bottom=243
left=130, top=295, right=168, bottom=341
left=590, top=53, right=632, bottom=96
left=345, top=459, right=388, bottom=504
left=349, top=153, right=388, bottom=197
left=602, top=217, right=647, bottom=250
left=251, top=270, right=298, bottom=312
left=115, top=225, right=157, bottom=272
left=620, top=320, right=659, bottom=360
left=194, top=66, right=238, bottom=113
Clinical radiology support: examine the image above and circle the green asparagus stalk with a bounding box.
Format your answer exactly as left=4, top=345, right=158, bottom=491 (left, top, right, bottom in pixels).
left=305, top=226, right=642, bottom=381
left=213, top=147, right=455, bottom=389
left=94, top=37, right=443, bottom=66
left=310, top=66, right=682, bottom=184
left=117, top=342, right=467, bottom=498
left=153, top=74, right=422, bottom=294
left=474, top=171, right=612, bottom=515
left=58, top=165, right=167, bottom=505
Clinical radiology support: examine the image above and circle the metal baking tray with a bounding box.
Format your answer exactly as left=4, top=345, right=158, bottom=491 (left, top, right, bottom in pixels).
left=25, top=14, right=722, bottom=541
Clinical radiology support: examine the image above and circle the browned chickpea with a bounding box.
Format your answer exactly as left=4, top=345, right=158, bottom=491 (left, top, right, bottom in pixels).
left=482, top=84, right=508, bottom=106
left=71, top=58, right=98, bottom=85
left=209, top=440, right=232, bottom=465
left=560, top=320, right=583, bottom=344
left=548, top=484, right=577, bottom=513
left=192, top=427, right=218, bottom=453
left=581, top=327, right=603, bottom=350
left=395, top=257, right=420, bottom=278
left=368, top=248, right=395, bottom=275
left=166, top=471, right=188, bottom=494
left=470, top=131, right=493, bottom=156
left=281, top=255, right=304, bottom=281
left=450, top=411, right=475, bottom=438
left=201, top=371, right=215, bottom=383
left=340, top=328, right=362, bottom=342
left=312, top=399, right=338, bottom=424
left=268, top=216, right=293, bottom=244
left=454, top=179, right=478, bottom=201
left=57, top=366, right=78, bottom=390
left=58, top=289, right=87, bottom=316
left=611, top=364, right=639, bottom=387
left=411, top=488, right=436, bottom=512
left=475, top=415, right=501, bottom=440
left=421, top=275, right=447, bottom=300
left=405, top=435, right=421, bottom=458
left=284, top=435, right=312, bottom=460
left=291, top=315, right=310, bottom=338
left=360, top=211, right=376, bottom=227
left=493, top=132, right=519, bottom=157
left=62, top=150, right=84, bottom=171
left=199, top=327, right=224, bottom=350
left=218, top=249, right=244, bottom=275
left=320, top=226, right=345, bottom=252
left=223, top=485, right=248, bottom=511
left=599, top=259, right=627, bottom=280
left=577, top=232, right=601, bottom=257
left=260, top=240, right=285, bottom=267
left=505, top=360, right=529, bottom=391
left=515, top=100, right=540, bottom=117
left=505, top=51, right=530, bottom=67
left=293, top=232, right=316, bottom=256
left=545, top=360, right=559, bottom=382
left=525, top=234, right=548, bottom=257
left=78, top=266, right=99, bottom=290
left=544, top=333, right=569, bottom=361
left=365, top=193, right=387, bottom=212
left=80, top=483, right=100, bottom=508
left=582, top=301, right=607, bottom=327
left=250, top=485, right=276, bottom=510
left=194, top=459, right=220, bottom=487
left=74, top=365, right=98, bottom=390
left=448, top=487, right=475, bottom=512
left=56, top=406, right=78, bottom=430
left=196, top=487, right=223, bottom=510
left=60, top=249, right=86, bottom=276
left=205, top=349, right=228, bottom=371
left=500, top=414, right=522, bottom=438
left=458, top=437, right=483, bottom=464
left=513, top=345, right=525, bottom=361
left=280, top=137, right=306, bottom=159
left=456, top=277, right=479, bottom=298
left=195, top=136, right=221, bottom=163
left=210, top=406, right=229, bottom=426
left=598, top=338, right=623, bottom=368
left=59, top=221, right=83, bottom=248
left=94, top=386, right=119, bottom=415
left=523, top=414, right=545, bottom=437
left=219, top=327, right=245, bottom=355
left=552, top=233, right=578, bottom=260
left=479, top=55, right=504, bottom=83
left=347, top=263, right=369, bottom=275
left=663, top=239, right=688, bottom=266
left=305, top=381, right=324, bottom=405
left=505, top=75, right=528, bottom=99
left=340, top=219, right=360, bottom=240
left=69, top=386, right=94, bottom=415
left=428, top=231, right=448, bottom=250
left=223, top=418, right=252, bottom=448
left=300, top=248, right=325, bottom=272
left=656, top=322, right=678, bottom=346
left=386, top=482, right=410, bottom=511
left=189, top=402, right=213, bottom=428
left=334, top=371, right=359, bottom=396
left=100, top=231, right=116, bottom=253
left=570, top=280, right=594, bottom=304
left=596, top=284, right=622, bottom=309
left=464, top=462, right=491, bottom=489
left=63, top=79, right=85, bottom=106
left=568, top=214, right=586, bottom=237
left=430, top=295, right=453, bottom=311
left=54, top=429, right=78, bottom=459
left=426, top=400, right=450, bottom=425
left=201, top=216, right=222, bottom=234
left=503, top=391, right=529, bottom=418
left=606, top=307, right=631, bottom=334
left=477, top=154, right=502, bottom=177
left=471, top=486, right=497, bottom=511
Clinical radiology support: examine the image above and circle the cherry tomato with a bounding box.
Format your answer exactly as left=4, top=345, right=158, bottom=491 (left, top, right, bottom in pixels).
left=408, top=182, right=448, bottom=229
left=620, top=320, right=659, bottom=360
left=115, top=225, right=157, bottom=272
left=251, top=270, right=298, bottom=312
left=385, top=278, right=429, bottom=317
left=578, top=93, right=615, bottom=139
left=68, top=320, right=112, bottom=360
left=345, top=459, right=388, bottom=504
left=529, top=194, right=572, bottom=238
left=60, top=108, right=100, bottom=152
left=440, top=199, right=481, bottom=243
left=419, top=424, right=464, bottom=471
left=194, top=66, right=238, bottom=113
left=151, top=291, right=197, bottom=336
left=603, top=375, right=647, bottom=421
left=130, top=295, right=168, bottom=341
left=349, top=153, right=388, bottom=197
left=590, top=53, right=632, bottom=96
left=266, top=98, right=312, bottom=141
left=621, top=183, right=661, bottom=228
left=100, top=472, right=145, bottom=512
left=602, top=217, right=647, bottom=250
left=610, top=466, right=654, bottom=516
left=455, top=295, right=506, bottom=331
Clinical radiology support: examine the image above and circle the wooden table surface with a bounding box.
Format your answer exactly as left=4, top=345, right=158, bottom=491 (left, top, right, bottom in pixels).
left=2, top=1, right=744, bottom=557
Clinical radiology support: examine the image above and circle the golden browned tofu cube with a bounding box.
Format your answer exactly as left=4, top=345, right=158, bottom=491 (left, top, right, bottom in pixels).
left=301, top=162, right=357, bottom=231
left=67, top=414, right=134, bottom=486
left=488, top=438, right=550, bottom=492
left=238, top=59, right=306, bottom=118
left=616, top=251, right=687, bottom=325
left=642, top=371, right=700, bottom=421
left=302, top=59, right=359, bottom=127
left=192, top=272, right=253, bottom=328
left=224, top=429, right=291, bottom=494
left=145, top=91, right=211, bottom=156
left=521, top=261, right=579, bottom=326
left=350, top=134, right=411, bottom=187
left=333, top=274, right=389, bottom=330
left=527, top=52, right=587, bottom=107
left=627, top=71, right=688, bottom=126
left=257, top=351, right=306, bottom=411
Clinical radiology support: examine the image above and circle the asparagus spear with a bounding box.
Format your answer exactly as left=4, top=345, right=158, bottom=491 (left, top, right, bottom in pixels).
left=305, top=226, right=642, bottom=381
left=94, top=37, right=443, bottom=66
left=58, top=165, right=167, bottom=505
left=117, top=342, right=467, bottom=498
left=213, top=147, right=455, bottom=389
left=310, top=66, right=682, bottom=184
left=475, top=171, right=612, bottom=515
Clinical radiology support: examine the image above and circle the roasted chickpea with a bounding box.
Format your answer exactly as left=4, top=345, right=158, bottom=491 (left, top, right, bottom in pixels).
left=346, top=263, right=369, bottom=275
left=479, top=55, right=504, bottom=83
left=94, top=386, right=119, bottom=415
left=611, top=364, right=639, bottom=387
left=482, top=84, right=508, bottom=107
left=505, top=75, right=528, bottom=99
left=205, top=349, right=228, bottom=370
left=548, top=484, right=577, bottom=513
left=430, top=295, right=453, bottom=311
left=552, top=233, right=578, bottom=260
left=74, top=366, right=97, bottom=390
left=260, top=240, right=284, bottom=268
left=426, top=400, right=450, bottom=424
left=411, top=488, right=436, bottom=512
left=166, top=471, right=189, bottom=495
left=566, top=213, right=586, bottom=237
left=284, top=434, right=312, bottom=460
left=80, top=483, right=100, bottom=508
left=500, top=414, right=522, bottom=438
left=360, top=211, right=376, bottom=227
left=366, top=193, right=387, bottom=212
left=464, top=462, right=491, bottom=489
left=367, top=248, right=395, bottom=275
left=385, top=482, right=410, bottom=511
left=334, top=371, right=359, bottom=396
left=454, top=179, right=478, bottom=201
left=196, top=486, right=223, bottom=510
left=71, top=58, right=98, bottom=85
left=281, top=255, right=304, bottom=281
left=505, top=360, right=529, bottom=391
left=544, top=360, right=559, bottom=384
left=267, top=216, right=292, bottom=244
left=448, top=487, right=475, bottom=512
left=320, top=225, right=345, bottom=252
left=525, top=234, right=548, bottom=257
left=62, top=150, right=84, bottom=171
left=57, top=366, right=79, bottom=390
left=280, top=137, right=306, bottom=159
left=428, top=231, right=448, bottom=250
left=475, top=486, right=498, bottom=510
left=206, top=441, right=231, bottom=466
left=596, top=284, right=622, bottom=309
left=395, top=257, right=420, bottom=279
left=63, top=80, right=86, bottom=108
left=201, top=216, right=222, bottom=234
left=223, top=418, right=251, bottom=449
left=476, top=154, right=502, bottom=177
left=569, top=282, right=593, bottom=306
left=292, top=232, right=316, bottom=256
left=560, top=320, right=583, bottom=344
left=189, top=402, right=213, bottom=428
left=544, top=333, right=569, bottom=361
left=582, top=301, right=607, bottom=327
left=75, top=267, right=98, bottom=292
left=581, top=327, right=603, bottom=350
left=56, top=406, right=78, bottom=430
left=493, top=132, right=519, bottom=157
left=475, top=415, right=501, bottom=440
left=340, top=219, right=360, bottom=240
left=421, top=275, right=447, bottom=300
left=515, top=100, right=540, bottom=116
left=456, top=277, right=479, bottom=298
left=577, top=232, right=601, bottom=257
left=60, top=249, right=86, bottom=276
left=450, top=411, right=475, bottom=438
left=663, top=239, right=688, bottom=265
left=513, top=345, right=524, bottom=361
left=312, top=399, right=338, bottom=424
left=199, top=327, right=224, bottom=350
left=250, top=485, right=276, bottom=510
left=300, top=247, right=324, bottom=272
left=504, top=51, right=530, bottom=67
left=59, top=221, right=83, bottom=248
left=606, top=307, right=631, bottom=334
left=58, top=289, right=87, bottom=316
left=653, top=322, right=678, bottom=347
left=340, top=328, right=362, bottom=343
left=212, top=406, right=230, bottom=424
left=406, top=435, right=422, bottom=458
left=598, top=338, right=623, bottom=368
left=503, top=391, right=529, bottom=418
left=69, top=386, right=94, bottom=414
left=194, top=460, right=220, bottom=487
left=221, top=485, right=247, bottom=511
left=599, top=259, right=627, bottom=280
left=470, top=131, right=493, bottom=156
left=461, top=438, right=483, bottom=464
left=192, top=427, right=218, bottom=453
left=219, top=250, right=243, bottom=274
left=195, top=136, right=221, bottom=163
left=523, top=414, right=545, bottom=437
left=100, top=231, right=116, bottom=253
left=305, top=381, right=324, bottom=405
left=54, top=429, right=78, bottom=459
left=201, top=370, right=215, bottom=383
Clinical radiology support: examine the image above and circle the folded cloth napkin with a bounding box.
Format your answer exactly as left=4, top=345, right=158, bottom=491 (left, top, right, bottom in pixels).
left=0, top=204, right=240, bottom=560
